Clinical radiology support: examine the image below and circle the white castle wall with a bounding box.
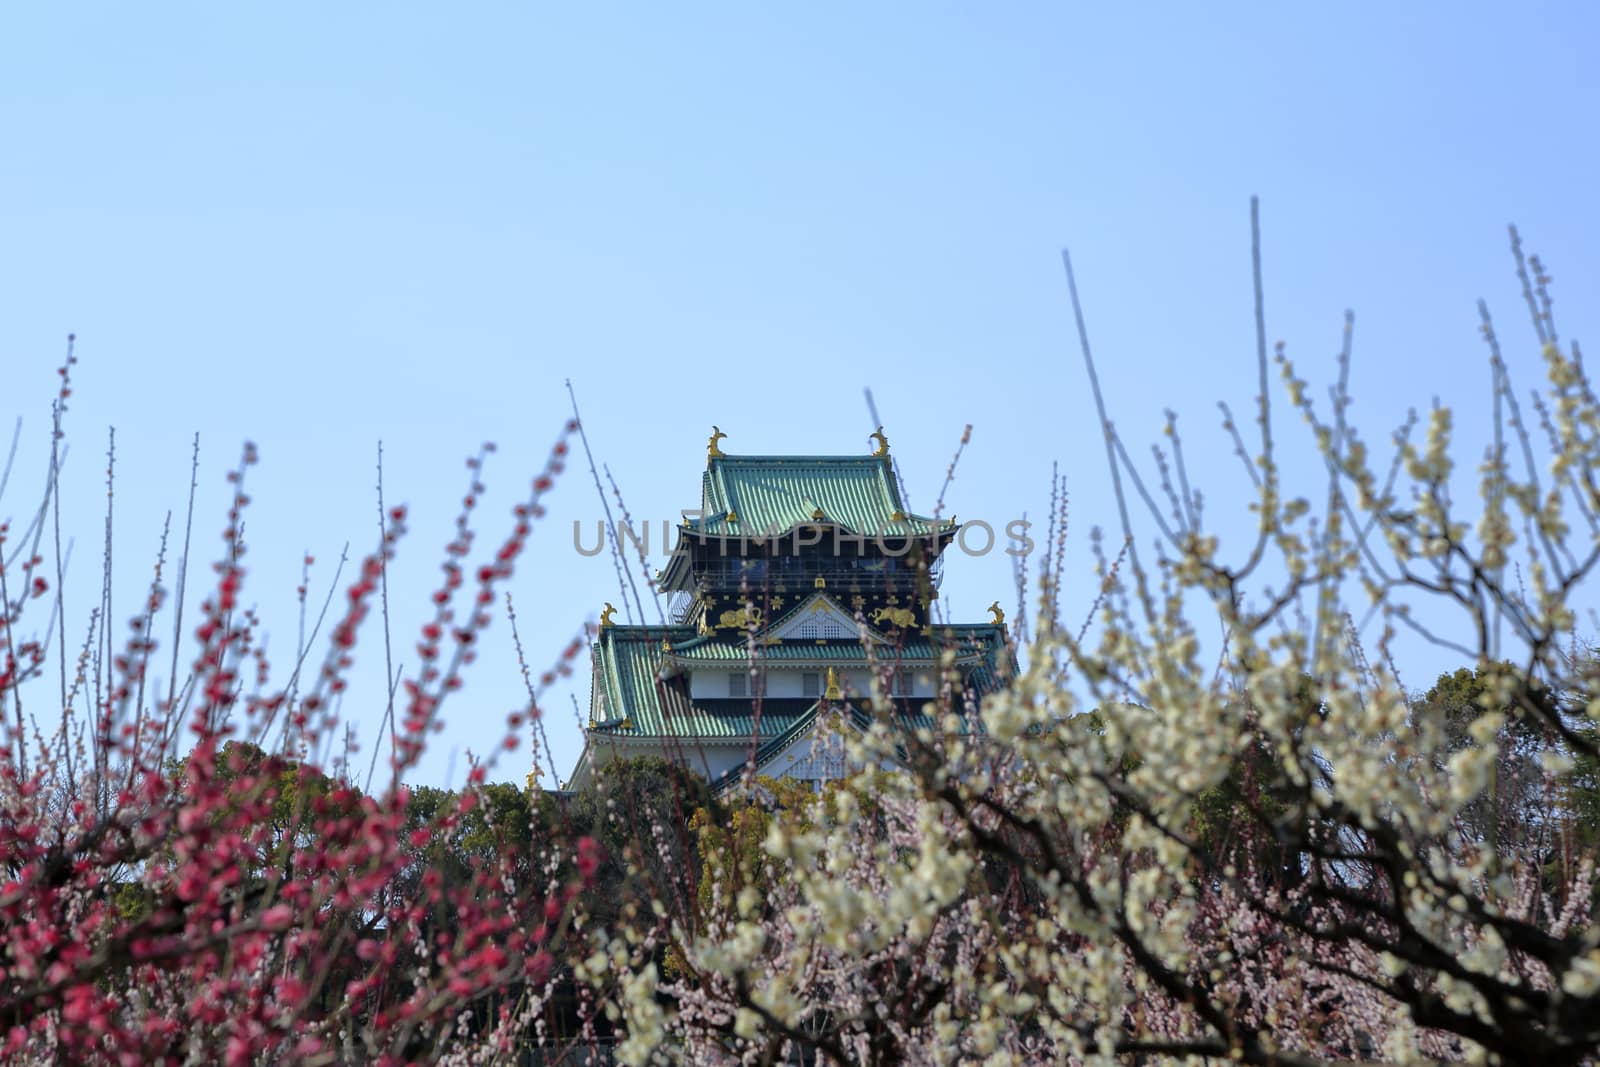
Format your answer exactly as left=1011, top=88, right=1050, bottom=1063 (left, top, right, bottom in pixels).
left=686, top=667, right=934, bottom=700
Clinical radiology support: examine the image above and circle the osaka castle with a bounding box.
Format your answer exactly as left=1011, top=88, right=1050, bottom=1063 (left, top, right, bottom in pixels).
left=566, top=428, right=1013, bottom=793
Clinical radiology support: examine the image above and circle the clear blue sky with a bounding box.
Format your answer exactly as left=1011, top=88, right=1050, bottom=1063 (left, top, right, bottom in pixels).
left=4, top=4, right=1598, bottom=787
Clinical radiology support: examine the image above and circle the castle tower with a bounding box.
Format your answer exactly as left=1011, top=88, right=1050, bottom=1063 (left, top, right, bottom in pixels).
left=566, top=429, right=1011, bottom=792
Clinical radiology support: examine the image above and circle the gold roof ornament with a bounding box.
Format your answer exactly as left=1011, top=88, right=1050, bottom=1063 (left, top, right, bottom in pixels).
left=599, top=602, right=617, bottom=628
left=726, top=510, right=738, bottom=523
left=813, top=575, right=826, bottom=589
left=811, top=506, right=825, bottom=521
left=988, top=601, right=1005, bottom=627
left=707, top=426, right=727, bottom=459
left=869, top=426, right=890, bottom=458
left=823, top=666, right=842, bottom=701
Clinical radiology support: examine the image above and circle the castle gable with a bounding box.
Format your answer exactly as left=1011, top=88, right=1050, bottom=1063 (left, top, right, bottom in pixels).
left=767, top=593, right=871, bottom=642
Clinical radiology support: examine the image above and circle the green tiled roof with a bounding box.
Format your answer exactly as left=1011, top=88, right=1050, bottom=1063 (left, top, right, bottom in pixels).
left=688, top=455, right=951, bottom=539
left=945, top=624, right=1015, bottom=701
left=708, top=693, right=997, bottom=792
left=664, top=631, right=1002, bottom=666
left=589, top=626, right=821, bottom=740
left=709, top=701, right=830, bottom=791
left=589, top=623, right=1015, bottom=741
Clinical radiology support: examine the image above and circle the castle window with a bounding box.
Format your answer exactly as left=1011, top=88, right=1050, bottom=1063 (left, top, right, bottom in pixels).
left=800, top=623, right=819, bottom=640
left=893, top=671, right=914, bottom=696
left=802, top=672, right=820, bottom=697
left=729, top=673, right=746, bottom=698
left=822, top=622, right=843, bottom=639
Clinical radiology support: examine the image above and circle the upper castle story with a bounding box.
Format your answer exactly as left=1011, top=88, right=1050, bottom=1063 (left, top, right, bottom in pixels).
left=656, top=426, right=958, bottom=636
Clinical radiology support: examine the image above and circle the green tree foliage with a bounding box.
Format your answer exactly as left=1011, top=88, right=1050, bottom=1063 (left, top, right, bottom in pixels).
left=688, top=776, right=814, bottom=926
left=1188, top=676, right=1324, bottom=888
left=1412, top=663, right=1590, bottom=857
left=566, top=756, right=710, bottom=935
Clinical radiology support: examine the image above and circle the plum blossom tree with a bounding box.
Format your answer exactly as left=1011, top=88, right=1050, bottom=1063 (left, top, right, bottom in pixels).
left=586, top=209, right=1600, bottom=1066
left=0, top=362, right=601, bottom=1064
left=7, top=206, right=1600, bottom=1066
